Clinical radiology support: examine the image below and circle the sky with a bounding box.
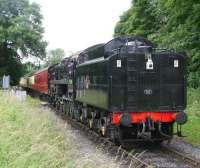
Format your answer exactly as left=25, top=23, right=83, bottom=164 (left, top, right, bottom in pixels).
left=31, top=0, right=132, bottom=56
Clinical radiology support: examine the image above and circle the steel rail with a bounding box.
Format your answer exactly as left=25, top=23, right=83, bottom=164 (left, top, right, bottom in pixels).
left=161, top=144, right=200, bottom=168
left=66, top=117, right=154, bottom=168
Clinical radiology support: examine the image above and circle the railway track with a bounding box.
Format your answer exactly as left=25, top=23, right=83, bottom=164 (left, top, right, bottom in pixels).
left=45, top=102, right=200, bottom=168
left=62, top=116, right=200, bottom=168
left=161, top=144, right=200, bottom=168
left=47, top=105, right=153, bottom=168
left=64, top=116, right=154, bottom=168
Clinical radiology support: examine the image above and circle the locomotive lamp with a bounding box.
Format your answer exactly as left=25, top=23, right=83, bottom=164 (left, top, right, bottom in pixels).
left=145, top=47, right=153, bottom=70
left=146, top=56, right=154, bottom=70
left=138, top=45, right=154, bottom=70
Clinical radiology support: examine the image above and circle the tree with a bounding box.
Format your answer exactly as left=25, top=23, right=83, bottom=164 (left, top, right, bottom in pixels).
left=45, top=48, right=65, bottom=66
left=0, top=0, right=47, bottom=85
left=115, top=0, right=158, bottom=37
left=22, top=62, right=40, bottom=75
left=114, top=0, right=200, bottom=88
left=151, top=0, right=200, bottom=88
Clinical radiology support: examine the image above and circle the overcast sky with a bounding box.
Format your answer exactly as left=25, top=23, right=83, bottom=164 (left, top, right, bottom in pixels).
left=31, top=0, right=131, bottom=55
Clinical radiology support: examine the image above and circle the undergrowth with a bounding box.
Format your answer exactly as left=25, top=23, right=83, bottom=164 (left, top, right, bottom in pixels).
left=182, top=88, right=200, bottom=147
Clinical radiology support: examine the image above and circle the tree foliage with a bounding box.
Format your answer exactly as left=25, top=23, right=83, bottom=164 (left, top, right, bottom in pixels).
left=45, top=48, right=65, bottom=66
left=22, top=62, right=40, bottom=76
left=0, top=0, right=47, bottom=85
left=115, top=0, right=200, bottom=88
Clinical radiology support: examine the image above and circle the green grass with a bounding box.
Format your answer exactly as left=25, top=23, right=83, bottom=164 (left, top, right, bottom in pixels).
left=0, top=91, right=119, bottom=168
left=181, top=88, right=200, bottom=147
left=0, top=91, right=76, bottom=168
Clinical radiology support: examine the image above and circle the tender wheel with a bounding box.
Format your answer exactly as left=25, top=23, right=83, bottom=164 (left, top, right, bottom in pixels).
left=108, top=125, right=120, bottom=145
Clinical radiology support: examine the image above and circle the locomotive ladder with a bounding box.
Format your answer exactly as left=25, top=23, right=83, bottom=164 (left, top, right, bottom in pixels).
left=126, top=57, right=137, bottom=108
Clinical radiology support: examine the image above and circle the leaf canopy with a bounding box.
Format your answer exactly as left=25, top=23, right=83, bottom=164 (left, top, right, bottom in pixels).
left=0, top=0, right=47, bottom=85
left=0, top=0, right=47, bottom=59
left=115, top=0, right=200, bottom=88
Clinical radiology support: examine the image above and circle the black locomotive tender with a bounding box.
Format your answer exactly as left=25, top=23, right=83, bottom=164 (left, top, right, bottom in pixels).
left=46, top=36, right=187, bottom=143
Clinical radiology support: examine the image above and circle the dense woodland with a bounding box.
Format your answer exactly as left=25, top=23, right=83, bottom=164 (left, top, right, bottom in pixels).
left=115, top=0, right=200, bottom=88
left=0, top=0, right=199, bottom=88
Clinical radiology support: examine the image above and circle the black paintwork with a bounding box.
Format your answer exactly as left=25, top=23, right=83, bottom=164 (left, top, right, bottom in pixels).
left=48, top=36, right=186, bottom=113
left=75, top=36, right=186, bottom=113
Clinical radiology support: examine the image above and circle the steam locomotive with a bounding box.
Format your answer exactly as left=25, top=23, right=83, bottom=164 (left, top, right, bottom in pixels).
left=20, top=36, right=187, bottom=143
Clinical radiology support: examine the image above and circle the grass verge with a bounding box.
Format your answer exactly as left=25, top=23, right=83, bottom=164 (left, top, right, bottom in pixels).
left=0, top=91, right=75, bottom=168
left=182, top=88, right=200, bottom=147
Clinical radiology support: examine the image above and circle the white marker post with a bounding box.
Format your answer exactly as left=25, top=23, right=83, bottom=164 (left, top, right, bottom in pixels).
left=2, top=75, right=10, bottom=90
